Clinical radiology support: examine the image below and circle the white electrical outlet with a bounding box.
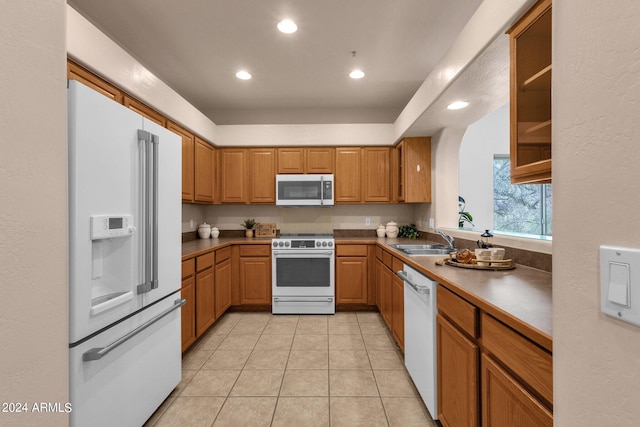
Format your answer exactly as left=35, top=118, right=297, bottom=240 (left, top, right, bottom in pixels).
left=429, top=218, right=435, bottom=229
left=365, top=217, right=371, bottom=226
left=189, top=219, right=194, bottom=229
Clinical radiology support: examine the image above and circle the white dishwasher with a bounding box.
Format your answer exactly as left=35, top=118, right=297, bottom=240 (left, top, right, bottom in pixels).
left=397, top=264, right=438, bottom=420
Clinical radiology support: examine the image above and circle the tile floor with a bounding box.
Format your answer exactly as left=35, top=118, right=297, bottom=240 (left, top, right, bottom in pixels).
left=144, top=311, right=438, bottom=427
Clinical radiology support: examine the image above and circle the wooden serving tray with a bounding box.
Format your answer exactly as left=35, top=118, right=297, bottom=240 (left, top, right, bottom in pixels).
left=255, top=223, right=276, bottom=238
left=438, top=257, right=516, bottom=271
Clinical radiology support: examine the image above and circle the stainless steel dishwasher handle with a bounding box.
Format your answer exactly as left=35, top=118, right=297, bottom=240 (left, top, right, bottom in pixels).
left=396, top=270, right=431, bottom=295
left=83, top=298, right=186, bottom=362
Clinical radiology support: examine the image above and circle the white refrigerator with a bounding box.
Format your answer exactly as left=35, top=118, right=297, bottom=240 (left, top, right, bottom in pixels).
left=67, top=79, right=183, bottom=427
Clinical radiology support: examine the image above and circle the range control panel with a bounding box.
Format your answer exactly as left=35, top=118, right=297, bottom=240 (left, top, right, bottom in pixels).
left=272, top=238, right=334, bottom=249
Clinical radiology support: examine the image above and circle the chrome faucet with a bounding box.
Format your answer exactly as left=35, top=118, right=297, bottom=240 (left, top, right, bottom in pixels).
left=435, top=229, right=455, bottom=248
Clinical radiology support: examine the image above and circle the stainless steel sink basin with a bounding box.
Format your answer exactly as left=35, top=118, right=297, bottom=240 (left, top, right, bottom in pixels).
left=389, top=243, right=457, bottom=256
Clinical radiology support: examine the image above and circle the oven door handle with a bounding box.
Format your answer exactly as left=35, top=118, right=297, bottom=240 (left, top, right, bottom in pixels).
left=272, top=251, right=334, bottom=256
left=273, top=297, right=334, bottom=302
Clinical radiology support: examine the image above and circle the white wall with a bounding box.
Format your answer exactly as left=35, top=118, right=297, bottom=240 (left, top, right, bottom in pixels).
left=0, top=1, right=69, bottom=426
left=459, top=103, right=509, bottom=231
left=554, top=1, right=640, bottom=424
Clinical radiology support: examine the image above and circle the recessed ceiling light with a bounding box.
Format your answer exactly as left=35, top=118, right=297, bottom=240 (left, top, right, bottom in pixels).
left=349, top=69, right=365, bottom=79
left=235, top=70, right=252, bottom=80
left=447, top=101, right=469, bottom=110
left=277, top=19, right=297, bottom=34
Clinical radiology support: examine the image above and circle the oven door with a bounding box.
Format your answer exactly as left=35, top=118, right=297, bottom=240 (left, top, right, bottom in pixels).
left=272, top=249, right=335, bottom=297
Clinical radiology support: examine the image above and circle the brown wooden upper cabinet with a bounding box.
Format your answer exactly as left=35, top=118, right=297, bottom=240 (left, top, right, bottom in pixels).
left=168, top=121, right=195, bottom=203
left=277, top=147, right=334, bottom=174
left=393, top=137, right=431, bottom=203
left=123, top=95, right=166, bottom=127
left=362, top=147, right=390, bottom=202
left=249, top=148, right=276, bottom=203
left=67, top=60, right=123, bottom=103
left=335, top=147, right=362, bottom=203
left=507, top=0, right=552, bottom=184
left=194, top=137, right=215, bottom=203
left=220, top=148, right=248, bottom=203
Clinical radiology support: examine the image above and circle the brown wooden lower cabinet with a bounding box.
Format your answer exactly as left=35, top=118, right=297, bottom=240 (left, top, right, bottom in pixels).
left=391, top=271, right=404, bottom=352
left=436, top=313, right=479, bottom=427
left=214, top=248, right=232, bottom=317
left=336, top=244, right=368, bottom=304
left=239, top=245, right=271, bottom=305
left=195, top=253, right=216, bottom=336
left=180, top=259, right=196, bottom=352
left=481, top=354, right=553, bottom=427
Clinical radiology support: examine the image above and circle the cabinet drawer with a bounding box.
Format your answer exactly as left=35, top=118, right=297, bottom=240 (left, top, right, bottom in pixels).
left=337, top=244, right=368, bottom=257
left=481, top=312, right=553, bottom=406
left=382, top=251, right=393, bottom=269
left=182, top=259, right=195, bottom=279
left=216, top=246, right=231, bottom=263
left=196, top=252, right=214, bottom=272
left=375, top=246, right=383, bottom=260
left=239, top=244, right=271, bottom=257
left=392, top=257, right=403, bottom=274
left=437, top=285, right=477, bottom=338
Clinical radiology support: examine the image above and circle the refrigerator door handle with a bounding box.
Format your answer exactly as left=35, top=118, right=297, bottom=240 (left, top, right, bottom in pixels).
left=83, top=298, right=186, bottom=362
left=137, top=130, right=158, bottom=295
left=151, top=133, right=159, bottom=291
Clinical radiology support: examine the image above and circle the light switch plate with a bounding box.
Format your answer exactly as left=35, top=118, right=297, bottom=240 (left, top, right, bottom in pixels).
left=600, top=246, right=640, bottom=327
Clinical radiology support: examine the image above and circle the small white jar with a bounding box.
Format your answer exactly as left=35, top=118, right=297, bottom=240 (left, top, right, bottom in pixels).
left=211, top=227, right=220, bottom=238
left=198, top=222, right=211, bottom=239
left=385, top=221, right=399, bottom=238
left=376, top=225, right=386, bottom=238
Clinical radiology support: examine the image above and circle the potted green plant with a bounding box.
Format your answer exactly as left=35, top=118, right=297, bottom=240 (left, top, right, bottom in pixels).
left=241, top=218, right=257, bottom=238
left=458, top=196, right=474, bottom=228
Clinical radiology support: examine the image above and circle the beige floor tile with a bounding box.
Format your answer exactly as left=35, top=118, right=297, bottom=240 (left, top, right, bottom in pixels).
left=368, top=350, right=405, bottom=370
left=143, top=396, right=174, bottom=426
left=181, top=350, right=213, bottom=370
left=280, top=369, right=329, bottom=396
left=329, top=369, right=379, bottom=396
left=297, top=314, right=329, bottom=324
left=358, top=321, right=389, bottom=335
left=328, top=322, right=362, bottom=335
left=229, top=321, right=267, bottom=335
left=212, top=397, right=277, bottom=427
left=329, top=334, right=365, bottom=350
left=328, top=312, right=358, bottom=323
left=292, top=334, right=328, bottom=350
left=154, top=396, right=225, bottom=427
left=230, top=369, right=284, bottom=396
left=217, top=333, right=260, bottom=350
left=287, top=350, right=329, bottom=369
left=272, top=397, right=330, bottom=427
left=269, top=314, right=300, bottom=323
left=210, top=318, right=239, bottom=335
left=254, top=333, right=294, bottom=350
left=382, top=397, right=437, bottom=426
left=245, top=350, right=290, bottom=370
left=329, top=397, right=388, bottom=427
left=296, top=322, right=328, bottom=335
left=363, top=333, right=397, bottom=350
left=329, top=349, right=371, bottom=370
left=170, top=369, right=197, bottom=396
left=201, top=349, right=251, bottom=370
left=194, top=332, right=226, bottom=351
left=374, top=370, right=419, bottom=397
left=181, top=369, right=241, bottom=396
left=262, top=321, right=297, bottom=335
left=356, top=311, right=384, bottom=323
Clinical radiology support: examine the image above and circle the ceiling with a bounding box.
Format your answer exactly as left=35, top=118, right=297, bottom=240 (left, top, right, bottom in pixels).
left=68, top=0, right=487, bottom=126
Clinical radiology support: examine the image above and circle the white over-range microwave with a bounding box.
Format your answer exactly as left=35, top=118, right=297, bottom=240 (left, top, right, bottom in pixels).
left=275, top=174, right=334, bottom=206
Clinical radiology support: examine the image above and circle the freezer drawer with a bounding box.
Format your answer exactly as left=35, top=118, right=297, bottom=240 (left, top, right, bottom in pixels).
left=69, top=295, right=182, bottom=427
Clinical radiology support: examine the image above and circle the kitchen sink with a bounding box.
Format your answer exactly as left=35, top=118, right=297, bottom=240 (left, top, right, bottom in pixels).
left=389, top=243, right=457, bottom=256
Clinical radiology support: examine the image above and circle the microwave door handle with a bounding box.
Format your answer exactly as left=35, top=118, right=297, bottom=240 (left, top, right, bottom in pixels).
left=320, top=176, right=324, bottom=205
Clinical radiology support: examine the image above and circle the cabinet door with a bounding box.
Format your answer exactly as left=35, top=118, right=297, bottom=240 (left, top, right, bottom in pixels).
left=437, top=314, right=479, bottom=427
left=335, top=147, right=361, bottom=203
left=277, top=147, right=305, bottom=174
left=482, top=354, right=553, bottom=427
left=215, top=258, right=232, bottom=317
left=375, top=259, right=384, bottom=310
left=195, top=268, right=216, bottom=336
left=380, top=265, right=393, bottom=328
left=249, top=148, right=276, bottom=203
left=391, top=143, right=403, bottom=202
left=123, top=95, right=166, bottom=126
left=391, top=273, right=404, bottom=351
left=220, top=149, right=247, bottom=203
left=167, top=122, right=195, bottom=203
left=404, top=137, right=431, bottom=202
left=306, top=147, right=334, bottom=173
left=180, top=276, right=196, bottom=352
left=67, top=60, right=123, bottom=103
left=239, top=257, right=271, bottom=304
left=194, top=137, right=215, bottom=203
left=336, top=256, right=367, bottom=304
left=362, top=147, right=390, bottom=202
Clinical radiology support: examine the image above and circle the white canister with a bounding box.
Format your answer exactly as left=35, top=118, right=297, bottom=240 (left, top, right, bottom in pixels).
left=211, top=227, right=220, bottom=238
left=376, top=225, right=386, bottom=238
left=385, top=221, right=399, bottom=238
left=198, top=222, right=211, bottom=239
